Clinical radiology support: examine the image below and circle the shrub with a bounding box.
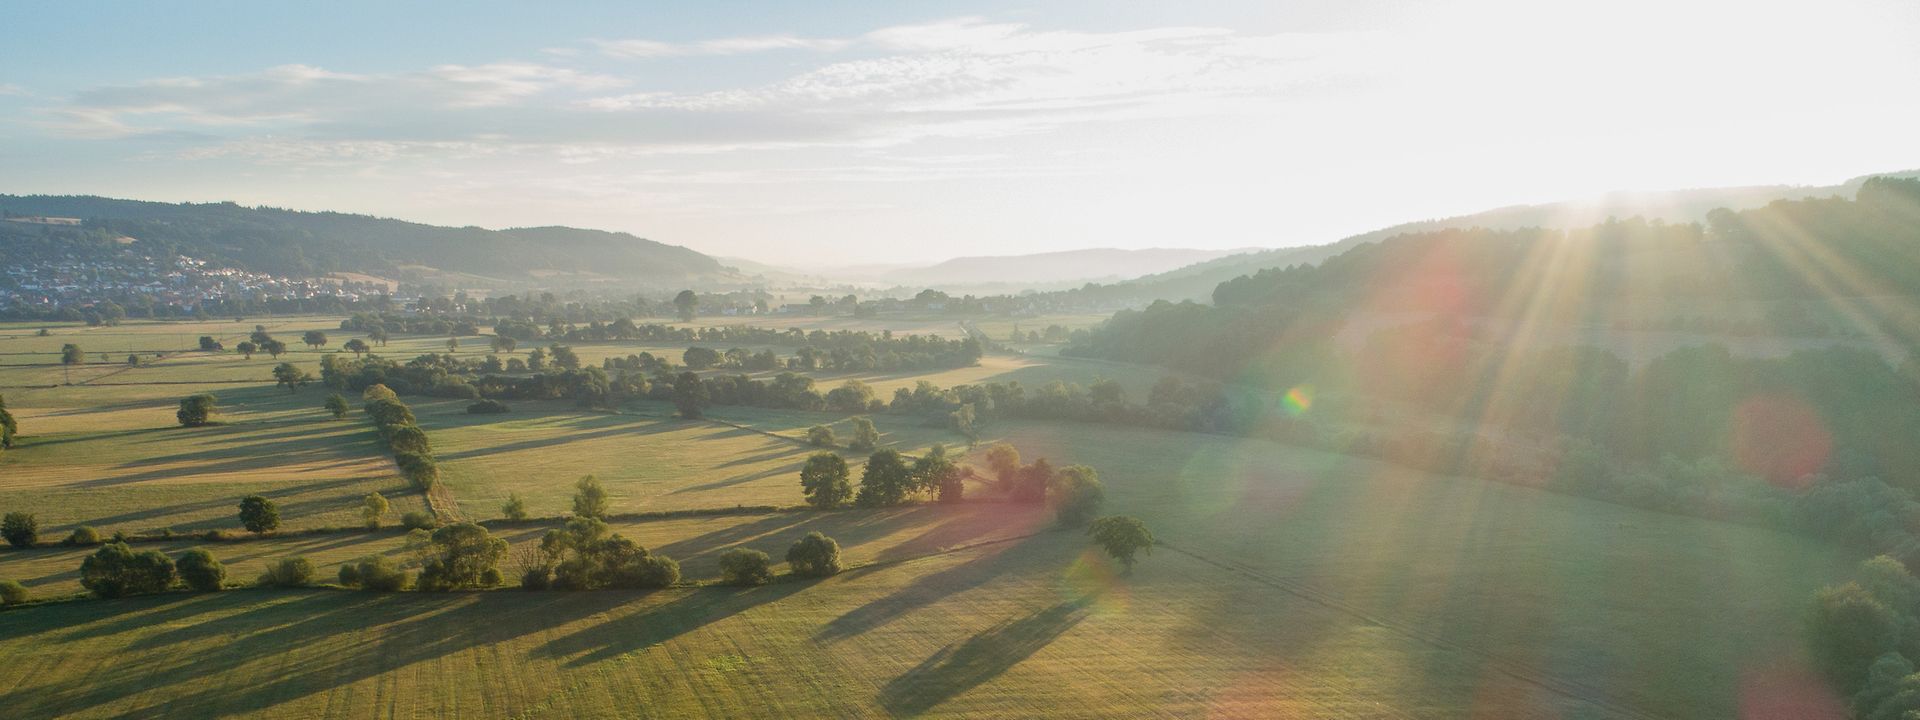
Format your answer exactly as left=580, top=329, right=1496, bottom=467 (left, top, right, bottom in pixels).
left=345, top=555, right=408, bottom=592
left=848, top=417, right=880, bottom=452
left=400, top=510, right=438, bottom=531
left=176, top=548, right=227, bottom=591
left=480, top=567, right=505, bottom=587
left=2, top=511, right=37, bottom=548
left=719, top=547, right=774, bottom=586
left=361, top=491, right=389, bottom=530
left=502, top=493, right=529, bottom=522
left=615, top=555, right=680, bottom=589
left=1050, top=465, right=1106, bottom=527
left=80, top=542, right=178, bottom=598
left=806, top=424, right=837, bottom=447
left=0, top=579, right=26, bottom=606
left=466, top=399, right=511, bottom=414
left=520, top=565, right=552, bottom=590
left=786, top=532, right=842, bottom=578
left=237, top=495, right=279, bottom=533
left=64, top=525, right=101, bottom=546
left=324, top=393, right=350, bottom=420
left=259, top=557, right=316, bottom=587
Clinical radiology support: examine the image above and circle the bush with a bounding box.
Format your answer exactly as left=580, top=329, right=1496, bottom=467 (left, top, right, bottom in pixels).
left=502, top=493, right=529, bottom=522
left=1050, top=465, right=1106, bottom=527
left=400, top=510, right=438, bottom=531
left=719, top=547, right=773, bottom=586
left=2, top=511, right=37, bottom=548
left=344, top=555, right=408, bottom=592
left=0, top=579, right=26, bottom=606
left=259, top=557, right=316, bottom=587
left=786, top=532, right=842, bottom=578
left=176, top=548, right=227, bottom=591
left=466, top=399, right=511, bottom=414
left=80, top=542, right=178, bottom=598
left=806, top=425, right=837, bottom=447
left=480, top=567, right=505, bottom=587
left=63, top=525, right=101, bottom=546
left=520, top=565, right=552, bottom=590
left=618, top=555, right=680, bottom=589
left=237, top=495, right=279, bottom=533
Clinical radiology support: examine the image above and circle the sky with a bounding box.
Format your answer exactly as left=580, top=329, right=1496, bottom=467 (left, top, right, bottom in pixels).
left=3, top=0, right=1919, bottom=266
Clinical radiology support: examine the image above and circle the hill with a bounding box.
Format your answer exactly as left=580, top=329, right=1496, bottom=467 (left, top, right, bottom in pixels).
left=878, top=247, right=1252, bottom=290
left=0, top=195, right=729, bottom=287
left=1094, top=170, right=1920, bottom=303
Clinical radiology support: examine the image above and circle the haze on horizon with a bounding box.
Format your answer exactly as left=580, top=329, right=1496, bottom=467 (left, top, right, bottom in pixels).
left=2, top=0, right=1918, bottom=266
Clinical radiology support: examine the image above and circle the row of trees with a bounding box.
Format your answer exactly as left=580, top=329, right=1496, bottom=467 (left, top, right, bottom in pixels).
left=361, top=385, right=438, bottom=491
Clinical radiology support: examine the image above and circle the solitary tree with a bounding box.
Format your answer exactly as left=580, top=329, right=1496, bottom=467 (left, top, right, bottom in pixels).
left=855, top=449, right=914, bottom=507
left=572, top=475, right=610, bottom=519
left=806, top=424, right=837, bottom=447
left=272, top=362, right=312, bottom=393
left=673, top=290, right=698, bottom=322
left=262, top=339, right=287, bottom=358
left=236, top=341, right=258, bottom=359
left=302, top=330, right=328, bottom=349
left=176, top=548, right=227, bottom=591
left=683, top=346, right=721, bottom=370
left=502, top=492, right=530, bottom=521
left=1014, top=458, right=1054, bottom=503
left=719, top=547, right=773, bottom=586
left=446, top=337, right=459, bottom=353
left=848, top=417, right=880, bottom=452
left=60, top=343, right=83, bottom=384
left=1088, top=515, right=1154, bottom=572
left=1, top=511, right=37, bottom=548
left=1050, top=465, right=1105, bottom=527
left=489, top=335, right=517, bottom=354
left=80, top=542, right=177, bottom=598
left=800, top=452, right=853, bottom=508
left=324, top=392, right=350, bottom=420
left=342, top=338, right=370, bottom=358
left=786, top=532, right=842, bottom=578
left=673, top=372, right=709, bottom=419
left=176, top=393, right=217, bottom=427
left=361, top=491, right=390, bottom=529
left=238, top=495, right=280, bottom=534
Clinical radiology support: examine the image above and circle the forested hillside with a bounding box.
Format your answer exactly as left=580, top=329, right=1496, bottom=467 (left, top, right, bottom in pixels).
left=0, top=195, right=727, bottom=284
left=1066, top=177, right=1920, bottom=502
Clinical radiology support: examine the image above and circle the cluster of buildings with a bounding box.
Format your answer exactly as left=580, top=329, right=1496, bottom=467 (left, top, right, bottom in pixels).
left=0, top=252, right=383, bottom=315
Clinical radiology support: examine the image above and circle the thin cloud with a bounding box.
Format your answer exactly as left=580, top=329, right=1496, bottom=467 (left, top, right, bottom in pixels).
left=593, top=35, right=850, bottom=58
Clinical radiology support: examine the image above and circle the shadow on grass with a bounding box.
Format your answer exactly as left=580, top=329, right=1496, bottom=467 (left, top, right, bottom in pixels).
left=877, top=596, right=1094, bottom=717
left=540, top=582, right=814, bottom=668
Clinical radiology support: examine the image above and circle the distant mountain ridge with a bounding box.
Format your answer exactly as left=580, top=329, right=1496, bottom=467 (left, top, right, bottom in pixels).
left=0, top=195, right=729, bottom=287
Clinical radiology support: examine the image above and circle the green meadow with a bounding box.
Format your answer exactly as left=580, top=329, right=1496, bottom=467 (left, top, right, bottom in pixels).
left=0, top=314, right=1861, bottom=718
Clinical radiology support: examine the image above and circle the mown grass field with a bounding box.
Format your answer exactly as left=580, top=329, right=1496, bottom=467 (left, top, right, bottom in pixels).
left=0, top=314, right=1865, bottom=718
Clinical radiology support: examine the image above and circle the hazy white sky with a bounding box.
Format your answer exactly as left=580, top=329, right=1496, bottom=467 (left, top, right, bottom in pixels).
left=2, top=0, right=1918, bottom=265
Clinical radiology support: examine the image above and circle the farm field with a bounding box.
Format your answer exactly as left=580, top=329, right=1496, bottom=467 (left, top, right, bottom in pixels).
left=0, top=314, right=1864, bottom=718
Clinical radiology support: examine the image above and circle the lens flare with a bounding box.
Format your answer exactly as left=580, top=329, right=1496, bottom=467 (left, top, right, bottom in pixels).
left=1059, top=548, right=1129, bottom=614
left=1282, top=385, right=1313, bottom=418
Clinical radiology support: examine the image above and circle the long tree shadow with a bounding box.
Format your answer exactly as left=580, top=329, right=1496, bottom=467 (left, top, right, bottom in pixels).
left=537, top=583, right=816, bottom=668
left=815, top=533, right=1047, bottom=644
left=877, top=596, right=1095, bottom=717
